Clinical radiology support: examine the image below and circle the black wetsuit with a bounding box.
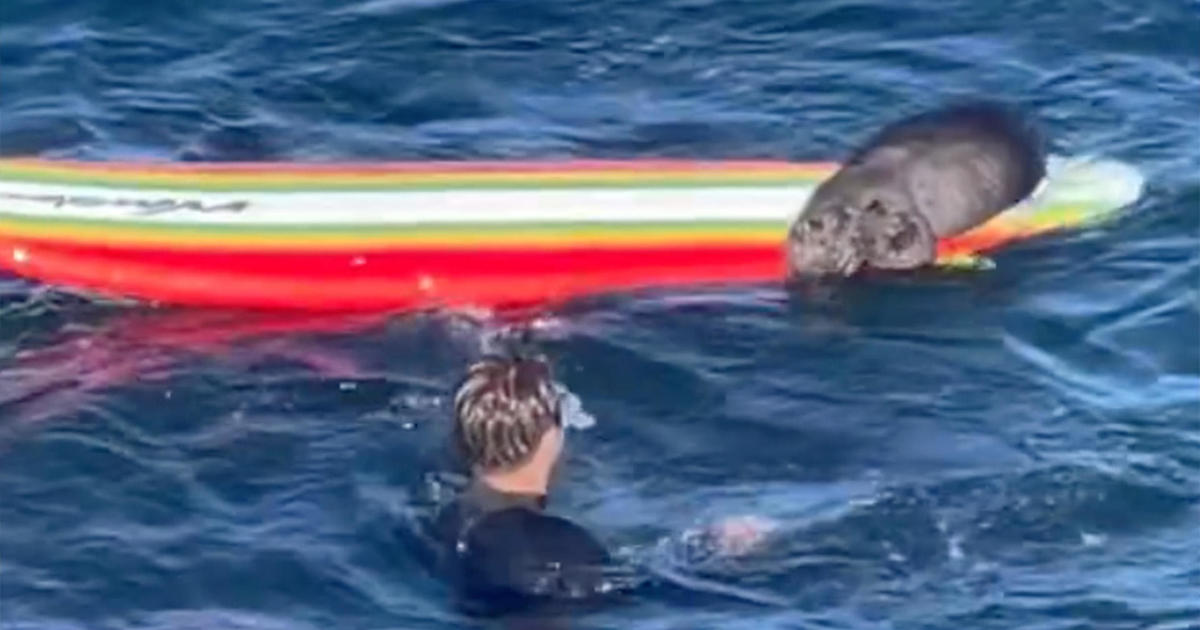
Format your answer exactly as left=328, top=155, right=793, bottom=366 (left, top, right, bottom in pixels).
left=432, top=480, right=615, bottom=615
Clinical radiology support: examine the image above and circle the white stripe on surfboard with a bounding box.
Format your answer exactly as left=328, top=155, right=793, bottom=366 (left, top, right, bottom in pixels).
left=0, top=156, right=1142, bottom=226
left=0, top=181, right=812, bottom=225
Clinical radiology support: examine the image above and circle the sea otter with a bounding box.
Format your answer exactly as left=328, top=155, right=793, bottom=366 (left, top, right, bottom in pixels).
left=786, top=102, right=1047, bottom=277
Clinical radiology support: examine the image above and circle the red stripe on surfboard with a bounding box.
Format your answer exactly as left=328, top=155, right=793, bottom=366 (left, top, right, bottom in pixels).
left=937, top=228, right=1027, bottom=258
left=0, top=222, right=1028, bottom=311
left=0, top=238, right=785, bottom=311
left=0, top=237, right=784, bottom=279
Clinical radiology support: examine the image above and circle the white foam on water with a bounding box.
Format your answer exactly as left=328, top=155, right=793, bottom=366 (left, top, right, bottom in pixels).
left=556, top=382, right=596, bottom=431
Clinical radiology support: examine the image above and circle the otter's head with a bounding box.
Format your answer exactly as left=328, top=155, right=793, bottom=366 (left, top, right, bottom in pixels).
left=786, top=184, right=936, bottom=278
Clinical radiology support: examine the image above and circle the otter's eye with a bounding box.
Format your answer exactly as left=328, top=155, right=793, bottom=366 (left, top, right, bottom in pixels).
left=866, top=200, right=887, bottom=216
left=806, top=217, right=824, bottom=231
left=888, top=217, right=917, bottom=250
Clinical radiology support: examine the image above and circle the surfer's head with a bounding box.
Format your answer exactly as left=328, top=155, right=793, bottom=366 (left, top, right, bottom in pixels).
left=453, top=354, right=564, bottom=481
left=786, top=169, right=936, bottom=278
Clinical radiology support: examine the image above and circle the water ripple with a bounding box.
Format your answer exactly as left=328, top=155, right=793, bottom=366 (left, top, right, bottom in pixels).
left=2, top=0, right=1198, bottom=628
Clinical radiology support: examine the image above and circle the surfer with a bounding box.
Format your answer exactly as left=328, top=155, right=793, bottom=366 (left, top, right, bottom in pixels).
left=428, top=353, right=775, bottom=618
left=785, top=101, right=1047, bottom=277
left=429, top=353, right=617, bottom=616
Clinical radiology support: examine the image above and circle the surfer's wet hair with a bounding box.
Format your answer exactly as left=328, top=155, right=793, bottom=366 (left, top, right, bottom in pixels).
left=452, top=354, right=562, bottom=472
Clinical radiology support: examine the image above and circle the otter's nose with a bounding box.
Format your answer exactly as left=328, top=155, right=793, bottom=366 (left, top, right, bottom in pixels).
left=787, top=216, right=862, bottom=276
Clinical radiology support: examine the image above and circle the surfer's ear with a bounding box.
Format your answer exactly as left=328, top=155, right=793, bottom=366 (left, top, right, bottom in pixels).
left=860, top=200, right=936, bottom=270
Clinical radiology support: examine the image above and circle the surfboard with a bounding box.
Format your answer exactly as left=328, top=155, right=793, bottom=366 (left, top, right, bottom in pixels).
left=0, top=156, right=1143, bottom=312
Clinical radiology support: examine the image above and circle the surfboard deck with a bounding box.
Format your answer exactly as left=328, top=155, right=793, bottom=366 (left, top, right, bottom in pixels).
left=0, top=156, right=1143, bottom=312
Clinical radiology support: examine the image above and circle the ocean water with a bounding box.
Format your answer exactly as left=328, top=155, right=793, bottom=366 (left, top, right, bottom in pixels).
left=1, top=1, right=1198, bottom=629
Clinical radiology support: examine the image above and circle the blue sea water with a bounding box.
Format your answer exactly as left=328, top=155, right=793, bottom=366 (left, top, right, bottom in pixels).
left=1, top=0, right=1198, bottom=628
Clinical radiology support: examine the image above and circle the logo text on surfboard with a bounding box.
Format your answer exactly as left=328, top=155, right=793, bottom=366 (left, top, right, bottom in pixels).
left=0, top=191, right=250, bottom=216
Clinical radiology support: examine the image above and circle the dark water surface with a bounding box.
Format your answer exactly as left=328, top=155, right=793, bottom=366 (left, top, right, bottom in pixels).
left=1, top=1, right=1198, bottom=628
